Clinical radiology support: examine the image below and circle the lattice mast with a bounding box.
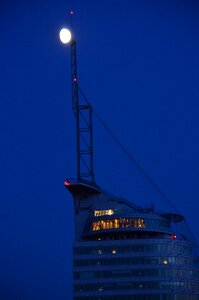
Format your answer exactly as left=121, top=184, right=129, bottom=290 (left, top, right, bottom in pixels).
left=70, top=38, right=95, bottom=183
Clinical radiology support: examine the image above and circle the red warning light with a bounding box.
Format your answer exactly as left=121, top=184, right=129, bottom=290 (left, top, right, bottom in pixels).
left=64, top=180, right=71, bottom=186
left=172, top=235, right=177, bottom=239
left=73, top=77, right=77, bottom=82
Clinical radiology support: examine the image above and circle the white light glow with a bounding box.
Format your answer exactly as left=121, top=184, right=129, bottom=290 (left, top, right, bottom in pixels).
left=59, top=28, right=72, bottom=44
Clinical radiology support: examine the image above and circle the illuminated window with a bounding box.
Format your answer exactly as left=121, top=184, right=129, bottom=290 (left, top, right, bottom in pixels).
left=162, top=259, right=168, bottom=265
left=138, top=218, right=145, bottom=228
left=134, top=218, right=146, bottom=228
left=114, top=219, right=119, bottom=228
left=91, top=217, right=146, bottom=231
left=94, top=209, right=114, bottom=217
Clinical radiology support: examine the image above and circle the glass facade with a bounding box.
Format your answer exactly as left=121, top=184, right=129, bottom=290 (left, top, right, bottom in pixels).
left=73, top=238, right=199, bottom=298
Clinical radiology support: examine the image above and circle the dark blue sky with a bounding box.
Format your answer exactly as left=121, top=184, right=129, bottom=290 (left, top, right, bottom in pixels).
left=1, top=0, right=199, bottom=299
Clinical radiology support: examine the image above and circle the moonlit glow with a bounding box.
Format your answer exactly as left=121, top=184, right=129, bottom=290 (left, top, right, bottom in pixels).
left=59, top=28, right=72, bottom=44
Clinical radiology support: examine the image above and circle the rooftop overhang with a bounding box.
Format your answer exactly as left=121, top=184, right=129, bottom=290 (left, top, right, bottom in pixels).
left=64, top=179, right=101, bottom=195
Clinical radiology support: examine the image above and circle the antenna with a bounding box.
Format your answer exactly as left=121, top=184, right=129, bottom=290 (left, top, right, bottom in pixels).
left=59, top=17, right=95, bottom=184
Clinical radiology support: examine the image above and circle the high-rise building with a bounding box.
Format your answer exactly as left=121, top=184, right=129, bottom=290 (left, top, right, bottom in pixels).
left=61, top=27, right=199, bottom=300
left=65, top=181, right=199, bottom=300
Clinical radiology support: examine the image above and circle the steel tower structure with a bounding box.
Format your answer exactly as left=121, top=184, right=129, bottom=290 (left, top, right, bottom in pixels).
left=63, top=29, right=199, bottom=300
left=70, top=38, right=94, bottom=183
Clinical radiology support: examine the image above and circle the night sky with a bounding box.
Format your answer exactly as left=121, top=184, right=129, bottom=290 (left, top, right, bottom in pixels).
left=1, top=0, right=199, bottom=299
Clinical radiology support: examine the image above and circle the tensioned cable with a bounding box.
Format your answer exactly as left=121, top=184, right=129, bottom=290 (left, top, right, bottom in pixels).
left=78, top=84, right=179, bottom=213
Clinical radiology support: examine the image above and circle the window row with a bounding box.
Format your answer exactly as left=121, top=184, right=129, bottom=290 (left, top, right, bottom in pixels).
left=92, top=232, right=171, bottom=240
left=74, top=268, right=199, bottom=280
left=74, top=280, right=199, bottom=292
left=92, top=218, right=146, bottom=231
left=74, top=256, right=198, bottom=267
left=94, top=210, right=114, bottom=217
left=91, top=217, right=171, bottom=231
left=74, top=243, right=192, bottom=255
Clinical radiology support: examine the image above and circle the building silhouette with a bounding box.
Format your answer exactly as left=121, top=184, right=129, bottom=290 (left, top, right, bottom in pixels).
left=66, top=180, right=199, bottom=300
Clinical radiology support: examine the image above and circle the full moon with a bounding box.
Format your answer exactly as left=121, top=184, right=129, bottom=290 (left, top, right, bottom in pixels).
left=59, top=28, right=72, bottom=44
